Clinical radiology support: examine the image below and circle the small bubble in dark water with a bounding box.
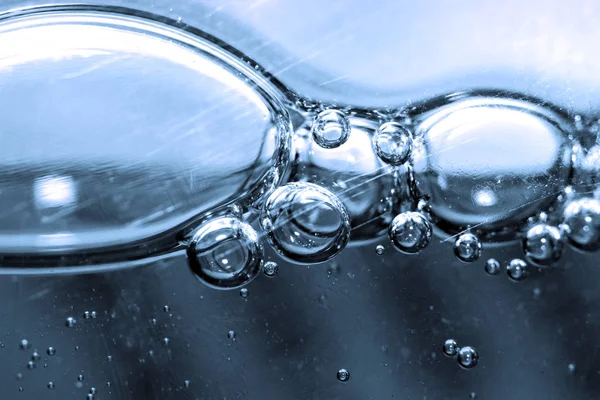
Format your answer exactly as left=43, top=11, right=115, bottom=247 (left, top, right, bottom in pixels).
left=507, top=259, right=528, bottom=281
left=228, top=330, right=236, bottom=340
left=184, top=380, right=191, bottom=388
left=163, top=305, right=170, bottom=312
left=262, top=261, right=279, bottom=278
left=65, top=317, right=77, bottom=328
left=568, top=363, right=576, bottom=374
left=27, top=361, right=36, bottom=369
left=18, top=387, right=23, bottom=392
left=453, top=233, right=482, bottom=263
left=336, top=368, right=350, bottom=382
left=457, top=346, right=479, bottom=369
left=373, top=122, right=412, bottom=166
left=162, top=338, right=170, bottom=346
left=16, top=373, right=23, bottom=380
left=106, top=382, right=112, bottom=387
left=90, top=311, right=97, bottom=319
left=375, top=245, right=385, bottom=255
left=107, top=355, right=113, bottom=361
left=87, top=394, right=95, bottom=400
left=484, top=258, right=501, bottom=275
left=533, top=287, right=542, bottom=298
left=90, top=387, right=97, bottom=394
left=522, top=223, right=563, bottom=267
left=31, top=351, right=40, bottom=361
left=470, top=392, right=477, bottom=399
left=83, top=311, right=91, bottom=319
left=240, top=288, right=249, bottom=299
left=388, top=212, right=432, bottom=254
left=311, top=109, right=350, bottom=149
left=78, top=374, right=84, bottom=382
left=47, top=382, right=55, bottom=389
left=19, top=339, right=29, bottom=350
left=442, top=339, right=458, bottom=357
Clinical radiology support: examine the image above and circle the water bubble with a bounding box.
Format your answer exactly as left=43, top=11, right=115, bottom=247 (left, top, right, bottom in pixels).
left=31, top=351, right=40, bottom=361
left=184, top=380, right=191, bottom=388
left=563, top=197, right=600, bottom=251
left=262, top=261, right=279, bottom=278
left=47, top=382, right=55, bottom=389
left=107, top=355, right=113, bottom=361
left=90, top=387, right=97, bottom=394
left=457, top=346, right=479, bottom=369
left=65, top=317, right=77, bottom=328
left=87, top=394, right=95, bottom=400
left=228, top=330, right=236, bottom=340
left=90, top=311, right=97, bottom=319
left=27, top=361, right=36, bottom=369
left=239, top=288, right=249, bottom=299
left=19, top=339, right=29, bottom=350
left=372, top=122, right=412, bottom=166
left=78, top=374, right=84, bottom=381
left=16, top=373, right=23, bottom=380
left=442, top=339, right=458, bottom=357
left=375, top=245, right=385, bottom=255
left=470, top=392, right=477, bottom=399
left=162, top=337, right=170, bottom=346
left=163, top=305, right=170, bottom=312
left=336, top=368, right=350, bottom=382
left=83, top=311, right=91, bottom=319
left=311, top=109, right=350, bottom=149
left=187, top=216, right=263, bottom=289
left=453, top=233, right=482, bottom=263
left=18, top=388, right=23, bottom=392
left=506, top=258, right=528, bottom=281
left=568, top=363, right=576, bottom=375
left=388, top=212, right=432, bottom=254
left=484, top=258, right=501, bottom=275
left=260, top=182, right=350, bottom=264
left=522, top=223, right=563, bottom=266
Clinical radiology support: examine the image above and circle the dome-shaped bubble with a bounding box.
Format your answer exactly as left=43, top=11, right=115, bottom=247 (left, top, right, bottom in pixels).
left=412, top=95, right=572, bottom=242
left=311, top=109, right=350, bottom=149
left=260, top=182, right=351, bottom=264
left=372, top=122, right=412, bottom=166
left=453, top=233, right=482, bottom=263
left=522, top=223, right=563, bottom=266
left=563, top=197, right=600, bottom=252
left=187, top=216, right=263, bottom=289
left=0, top=6, right=291, bottom=273
left=388, top=212, right=432, bottom=254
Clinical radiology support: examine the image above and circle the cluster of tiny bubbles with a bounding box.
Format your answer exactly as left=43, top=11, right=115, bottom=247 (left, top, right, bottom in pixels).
left=336, top=368, right=350, bottom=382
left=65, top=316, right=77, bottom=328
left=522, top=223, right=564, bottom=267
left=562, top=197, right=600, bottom=251
left=311, top=109, right=350, bottom=149
left=260, top=182, right=351, bottom=264
left=506, top=258, right=528, bottom=281
left=442, top=338, right=458, bottom=357
left=388, top=211, right=432, bottom=254
left=239, top=287, right=249, bottom=299
left=372, top=122, right=413, bottom=166
left=375, top=244, right=385, bottom=255
left=453, top=232, right=483, bottom=263
left=484, top=258, right=501, bottom=275
left=262, top=261, right=279, bottom=278
left=457, top=346, right=480, bottom=369
left=186, top=216, right=263, bottom=290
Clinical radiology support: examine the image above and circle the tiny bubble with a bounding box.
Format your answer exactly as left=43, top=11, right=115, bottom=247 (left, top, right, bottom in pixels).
left=47, top=382, right=55, bottom=389
left=65, top=317, right=77, bottom=328
left=336, top=368, right=350, bottom=382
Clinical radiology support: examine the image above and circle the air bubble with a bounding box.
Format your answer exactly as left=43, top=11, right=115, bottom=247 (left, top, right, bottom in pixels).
left=507, top=259, right=528, bottom=281
left=372, top=122, right=412, bottom=166
left=484, top=258, right=501, bottom=275
left=187, top=216, right=263, bottom=290
left=228, top=330, right=236, bottom=340
left=442, top=339, right=458, bottom=357
left=19, top=339, right=29, bottom=350
left=65, top=317, right=77, bottom=328
left=184, top=380, right=191, bottom=388
left=311, top=109, right=350, bottom=149
left=563, top=197, right=600, bottom=251
left=240, top=288, right=249, bottom=299
left=522, top=223, right=563, bottom=266
left=83, top=311, right=91, bottom=319
left=260, top=182, right=351, bottom=264
left=78, top=374, right=84, bottom=381
left=457, top=346, right=479, bottom=369
left=336, top=368, right=350, bottom=382
left=388, top=212, right=432, bottom=254
left=375, top=245, right=385, bottom=255
left=31, top=351, right=40, bottom=361
left=262, top=261, right=279, bottom=278
left=453, top=233, right=482, bottom=263
left=27, top=361, right=36, bottom=369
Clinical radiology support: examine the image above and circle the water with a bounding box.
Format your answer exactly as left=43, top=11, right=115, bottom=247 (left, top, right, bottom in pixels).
left=388, top=212, right=432, bottom=254
left=522, top=224, right=563, bottom=267
left=311, top=110, right=351, bottom=149
left=453, top=233, right=483, bottom=263
left=372, top=122, right=413, bottom=166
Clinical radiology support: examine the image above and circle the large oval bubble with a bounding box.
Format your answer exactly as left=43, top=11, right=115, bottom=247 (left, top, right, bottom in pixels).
left=412, top=95, right=572, bottom=242
left=0, top=6, right=291, bottom=271
left=260, top=182, right=351, bottom=264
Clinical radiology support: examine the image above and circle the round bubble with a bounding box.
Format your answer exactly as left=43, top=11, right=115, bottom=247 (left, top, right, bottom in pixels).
left=522, top=223, right=563, bottom=266
left=311, top=109, right=350, bottom=149
left=187, top=216, right=263, bottom=290
left=336, top=368, right=350, bottom=382
left=372, top=122, right=412, bottom=166
left=262, top=261, right=280, bottom=278
left=563, top=197, right=600, bottom=251
left=453, top=233, right=482, bottom=263
left=442, top=339, right=458, bottom=357
left=484, top=258, right=501, bottom=275
left=375, top=245, right=385, bottom=255
left=388, top=212, right=432, bottom=254
left=457, top=346, right=479, bottom=369
left=260, top=182, right=351, bottom=264
left=506, top=258, right=528, bottom=281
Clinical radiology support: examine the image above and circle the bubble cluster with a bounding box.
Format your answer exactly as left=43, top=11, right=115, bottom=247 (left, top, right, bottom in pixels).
left=522, top=223, right=563, bottom=266
left=453, top=233, right=482, bottom=263
left=311, top=109, right=350, bottom=149
left=372, top=122, right=412, bottom=166
left=388, top=212, right=432, bottom=254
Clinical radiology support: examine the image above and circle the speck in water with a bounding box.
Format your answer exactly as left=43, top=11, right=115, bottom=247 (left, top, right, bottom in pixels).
left=90, top=387, right=97, bottom=394
left=90, top=311, right=97, bottom=319
left=457, top=346, right=479, bottom=369
left=87, top=394, right=95, bottom=400
left=16, top=373, right=23, bottom=380
left=47, top=382, right=55, bottom=389
left=484, top=258, right=501, bottom=275
left=228, top=330, right=236, bottom=340
left=31, top=351, right=40, bottom=361
left=163, top=337, right=170, bottom=346
left=311, top=109, right=350, bottom=149
left=568, top=363, right=576, bottom=375
left=442, top=339, right=458, bottom=357
left=65, top=317, right=77, bottom=328
left=453, top=233, right=482, bottom=263
left=184, top=380, right=191, bottom=388
left=78, top=374, right=84, bottom=382
left=27, top=361, right=36, bottom=369
left=240, top=288, right=249, bottom=299
left=163, top=305, right=170, bottom=312
left=19, top=339, right=29, bottom=350
left=375, top=245, right=385, bottom=255
left=336, top=368, right=350, bottom=382
left=262, top=261, right=279, bottom=278
left=83, top=311, right=91, bottom=319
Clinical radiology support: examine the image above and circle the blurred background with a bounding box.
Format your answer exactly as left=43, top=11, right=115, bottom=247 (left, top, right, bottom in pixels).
left=1, top=1, right=600, bottom=399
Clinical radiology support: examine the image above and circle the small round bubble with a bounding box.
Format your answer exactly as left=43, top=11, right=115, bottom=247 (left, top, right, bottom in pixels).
left=484, top=258, right=501, bottom=275
left=240, top=288, right=249, bottom=299
left=372, top=122, right=412, bottom=166
left=453, top=233, right=482, bottom=263
left=375, top=245, right=385, bottom=255
left=47, top=382, right=55, bottom=389
left=262, top=261, right=279, bottom=278
left=507, top=258, right=528, bottom=281
left=442, top=339, right=458, bottom=357
left=457, top=346, right=479, bottom=369
left=388, top=212, right=432, bottom=254
left=522, top=223, right=563, bottom=266
left=260, top=182, right=351, bottom=264
left=187, top=216, right=263, bottom=290
left=228, top=330, right=236, bottom=340
left=563, top=197, right=600, bottom=251
left=311, top=109, right=350, bottom=149
left=65, top=317, right=77, bottom=328
left=19, top=339, right=29, bottom=350
left=336, top=368, right=350, bottom=382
